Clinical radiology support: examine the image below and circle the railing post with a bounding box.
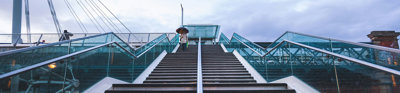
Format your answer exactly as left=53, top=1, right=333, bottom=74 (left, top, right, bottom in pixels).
left=127, top=33, right=131, bottom=43
left=13, top=35, right=21, bottom=47
left=197, top=37, right=203, bottom=93
left=82, top=34, right=87, bottom=46
left=147, top=33, right=151, bottom=43
left=36, top=34, right=43, bottom=46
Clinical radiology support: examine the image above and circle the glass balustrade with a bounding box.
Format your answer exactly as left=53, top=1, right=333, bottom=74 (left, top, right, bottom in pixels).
left=0, top=33, right=179, bottom=92
left=270, top=32, right=400, bottom=71
left=221, top=32, right=400, bottom=93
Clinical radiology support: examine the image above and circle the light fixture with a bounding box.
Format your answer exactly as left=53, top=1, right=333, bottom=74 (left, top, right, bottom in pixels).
left=48, top=63, right=56, bottom=69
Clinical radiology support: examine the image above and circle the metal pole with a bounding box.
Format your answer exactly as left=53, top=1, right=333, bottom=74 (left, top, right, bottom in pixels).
left=180, top=4, right=184, bottom=27
left=331, top=38, right=341, bottom=93
left=24, top=0, right=31, bottom=43
left=12, top=0, right=23, bottom=44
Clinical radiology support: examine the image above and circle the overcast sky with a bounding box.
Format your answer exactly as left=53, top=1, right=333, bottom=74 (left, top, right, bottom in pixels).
left=0, top=0, right=399, bottom=42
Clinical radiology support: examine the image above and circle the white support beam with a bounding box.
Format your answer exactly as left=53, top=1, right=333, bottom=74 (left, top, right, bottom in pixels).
left=172, top=44, right=180, bottom=53
left=271, top=75, right=320, bottom=93
left=220, top=43, right=228, bottom=52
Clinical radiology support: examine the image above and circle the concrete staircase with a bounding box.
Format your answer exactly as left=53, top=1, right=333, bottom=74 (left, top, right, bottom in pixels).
left=106, top=45, right=295, bottom=93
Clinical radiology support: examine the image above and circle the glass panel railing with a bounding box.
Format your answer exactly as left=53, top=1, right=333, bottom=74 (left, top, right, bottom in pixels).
left=134, top=34, right=167, bottom=56
left=0, top=32, right=179, bottom=92
left=264, top=40, right=400, bottom=92
left=220, top=32, right=400, bottom=92
left=0, top=43, right=133, bottom=92
left=0, top=33, right=114, bottom=75
left=271, top=31, right=400, bottom=71
left=218, top=33, right=230, bottom=46
left=232, top=33, right=266, bottom=55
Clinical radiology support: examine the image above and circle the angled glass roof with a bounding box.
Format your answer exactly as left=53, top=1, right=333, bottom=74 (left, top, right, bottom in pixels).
left=183, top=24, right=220, bottom=39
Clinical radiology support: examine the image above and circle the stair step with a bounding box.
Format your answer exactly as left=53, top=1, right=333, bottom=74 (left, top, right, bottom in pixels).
left=204, top=73, right=251, bottom=75
left=106, top=84, right=196, bottom=93
left=203, top=76, right=254, bottom=79
left=203, top=65, right=243, bottom=67
left=145, top=79, right=197, bottom=82
left=203, top=70, right=248, bottom=73
left=203, top=67, right=246, bottom=70
left=154, top=68, right=197, bottom=70
left=152, top=70, right=197, bottom=73
left=149, top=73, right=197, bottom=76
left=203, top=79, right=256, bottom=82
left=157, top=66, right=197, bottom=68
left=147, top=76, right=197, bottom=79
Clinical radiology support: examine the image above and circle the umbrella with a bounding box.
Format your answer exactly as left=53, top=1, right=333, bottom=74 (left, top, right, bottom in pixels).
left=176, top=27, right=189, bottom=34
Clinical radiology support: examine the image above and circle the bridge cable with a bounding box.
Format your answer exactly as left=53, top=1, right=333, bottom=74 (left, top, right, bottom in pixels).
left=88, top=0, right=132, bottom=40
left=97, top=0, right=140, bottom=41
left=64, top=0, right=89, bottom=33
left=97, top=0, right=133, bottom=33
left=75, top=0, right=106, bottom=33
left=85, top=0, right=129, bottom=39
left=88, top=0, right=122, bottom=33
left=83, top=0, right=114, bottom=32
left=47, top=0, right=64, bottom=38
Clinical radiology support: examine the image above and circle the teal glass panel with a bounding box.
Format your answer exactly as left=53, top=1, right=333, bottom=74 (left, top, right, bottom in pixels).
left=233, top=33, right=266, bottom=55
left=220, top=32, right=400, bottom=92
left=0, top=33, right=179, bottom=92
left=218, top=33, right=230, bottom=46
left=184, top=25, right=219, bottom=39
left=0, top=44, right=133, bottom=92
left=270, top=32, right=400, bottom=71
left=0, top=33, right=112, bottom=75
left=263, top=42, right=400, bottom=92
left=134, top=34, right=167, bottom=56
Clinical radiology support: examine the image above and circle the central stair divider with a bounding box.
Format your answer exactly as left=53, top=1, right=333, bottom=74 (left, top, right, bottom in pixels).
left=197, top=37, right=203, bottom=93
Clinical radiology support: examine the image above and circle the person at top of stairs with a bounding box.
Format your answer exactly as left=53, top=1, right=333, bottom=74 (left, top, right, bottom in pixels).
left=177, top=27, right=189, bottom=51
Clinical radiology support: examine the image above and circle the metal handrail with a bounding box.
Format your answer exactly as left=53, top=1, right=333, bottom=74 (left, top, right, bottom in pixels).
left=0, top=41, right=134, bottom=79
left=233, top=33, right=266, bottom=50
left=219, top=33, right=230, bottom=44
left=262, top=41, right=286, bottom=57
left=135, top=34, right=167, bottom=52
left=0, top=32, right=113, bottom=57
left=226, top=33, right=400, bottom=76
left=197, top=37, right=203, bottom=93
left=231, top=36, right=263, bottom=56
left=286, top=31, right=400, bottom=53
left=265, top=31, right=290, bottom=49
left=0, top=33, right=179, bottom=79
left=0, top=32, right=176, bottom=35
left=136, top=34, right=169, bottom=57
left=284, top=40, right=400, bottom=76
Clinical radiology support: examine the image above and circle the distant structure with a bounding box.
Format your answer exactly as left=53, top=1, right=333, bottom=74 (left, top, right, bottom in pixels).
left=367, top=31, right=400, bottom=49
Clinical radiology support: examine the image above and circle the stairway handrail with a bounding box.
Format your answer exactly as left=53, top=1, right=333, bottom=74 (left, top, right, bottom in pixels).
left=227, top=34, right=400, bottom=76
left=0, top=33, right=179, bottom=80
left=219, top=33, right=230, bottom=44
left=0, top=41, right=135, bottom=79
left=136, top=34, right=170, bottom=57
left=282, top=40, right=400, bottom=76
left=231, top=36, right=263, bottom=56
left=233, top=33, right=266, bottom=50
left=272, top=31, right=400, bottom=53
left=197, top=37, right=203, bottom=93
left=0, top=32, right=113, bottom=57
